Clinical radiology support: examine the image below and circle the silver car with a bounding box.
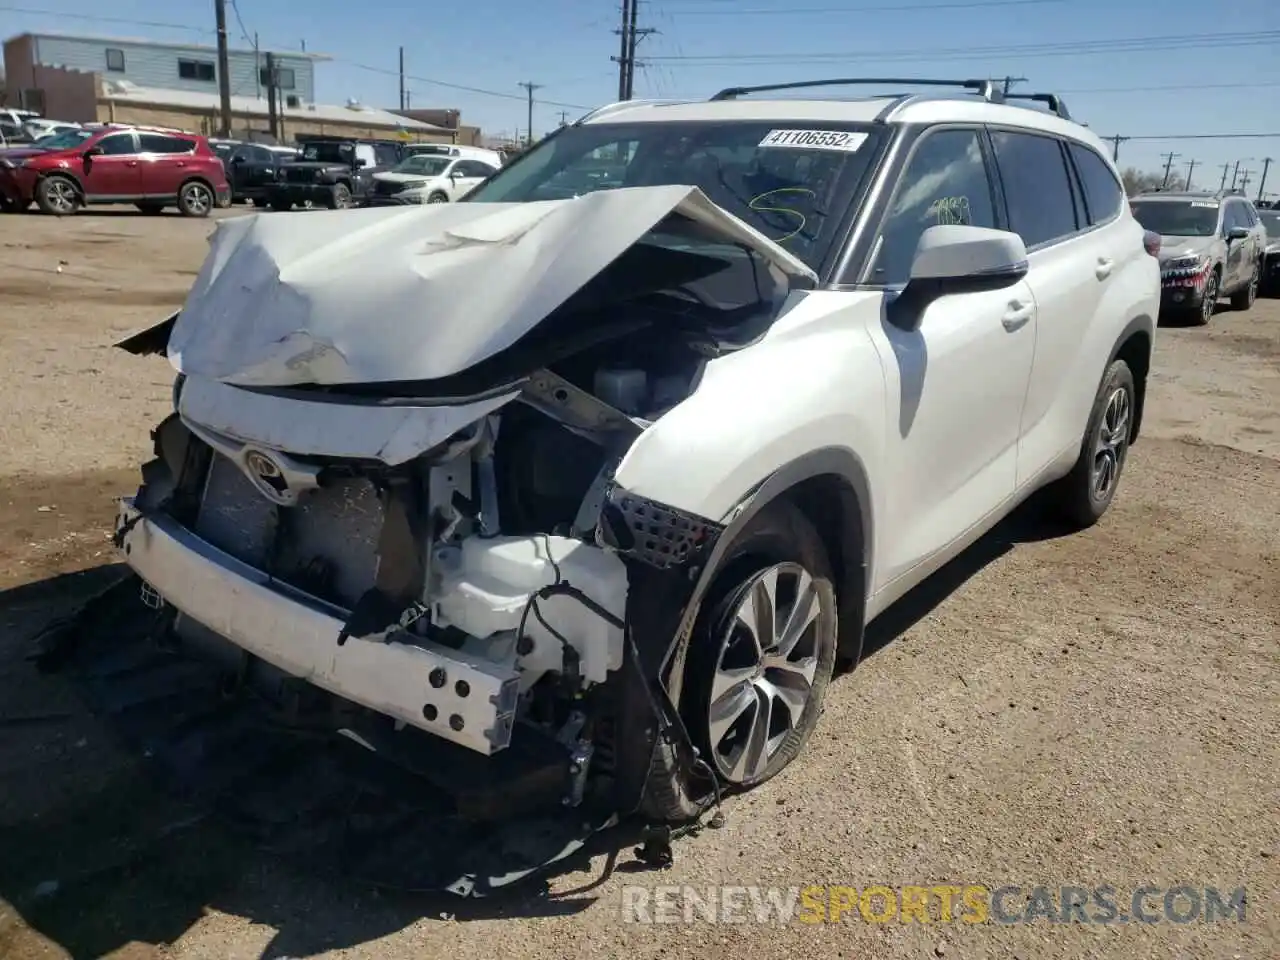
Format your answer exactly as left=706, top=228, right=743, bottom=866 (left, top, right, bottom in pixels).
left=1129, top=191, right=1265, bottom=324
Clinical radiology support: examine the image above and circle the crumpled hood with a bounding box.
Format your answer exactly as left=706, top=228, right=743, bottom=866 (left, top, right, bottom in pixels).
left=167, top=184, right=817, bottom=387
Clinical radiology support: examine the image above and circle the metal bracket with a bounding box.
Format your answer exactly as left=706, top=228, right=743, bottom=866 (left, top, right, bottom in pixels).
left=520, top=369, right=645, bottom=441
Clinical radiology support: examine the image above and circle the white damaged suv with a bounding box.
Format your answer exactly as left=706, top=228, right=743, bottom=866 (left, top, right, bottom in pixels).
left=105, top=79, right=1159, bottom=872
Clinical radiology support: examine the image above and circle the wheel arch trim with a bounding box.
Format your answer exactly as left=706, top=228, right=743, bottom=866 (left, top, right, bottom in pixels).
left=662, top=444, right=873, bottom=697
left=1106, top=314, right=1154, bottom=443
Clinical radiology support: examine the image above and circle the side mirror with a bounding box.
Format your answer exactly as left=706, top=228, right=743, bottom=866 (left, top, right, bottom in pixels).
left=888, top=225, right=1029, bottom=329
left=1226, top=226, right=1249, bottom=241
left=83, top=145, right=103, bottom=158
left=355, top=157, right=369, bottom=168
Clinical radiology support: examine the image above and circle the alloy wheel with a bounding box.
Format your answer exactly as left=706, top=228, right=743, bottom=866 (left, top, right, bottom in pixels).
left=1201, top=275, right=1217, bottom=323
left=46, top=178, right=77, bottom=213
left=706, top=562, right=824, bottom=784
left=1091, top=385, right=1131, bottom=501
left=184, top=184, right=211, bottom=215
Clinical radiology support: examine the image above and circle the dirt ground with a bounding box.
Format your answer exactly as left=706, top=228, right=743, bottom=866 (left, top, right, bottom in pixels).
left=0, top=208, right=1276, bottom=960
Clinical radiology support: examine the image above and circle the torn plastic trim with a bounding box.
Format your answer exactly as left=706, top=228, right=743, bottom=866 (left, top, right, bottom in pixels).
left=115, top=310, right=179, bottom=356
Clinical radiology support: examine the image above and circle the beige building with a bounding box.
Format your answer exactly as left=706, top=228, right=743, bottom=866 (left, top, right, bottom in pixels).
left=392, top=108, right=483, bottom=146
left=3, top=32, right=454, bottom=142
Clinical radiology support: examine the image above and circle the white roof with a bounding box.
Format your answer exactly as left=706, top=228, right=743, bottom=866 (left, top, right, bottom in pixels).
left=99, top=82, right=446, bottom=132
left=584, top=97, right=900, bottom=125
left=583, top=92, right=1110, bottom=163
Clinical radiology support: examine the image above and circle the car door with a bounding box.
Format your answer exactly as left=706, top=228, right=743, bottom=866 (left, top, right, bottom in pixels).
left=858, top=126, right=1037, bottom=591
left=137, top=133, right=196, bottom=199
left=81, top=130, right=142, bottom=200
left=988, top=129, right=1105, bottom=488
left=1223, top=201, right=1253, bottom=290
left=235, top=145, right=275, bottom=194
left=446, top=160, right=492, bottom=199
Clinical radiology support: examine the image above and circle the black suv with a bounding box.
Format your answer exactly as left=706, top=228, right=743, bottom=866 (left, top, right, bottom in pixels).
left=266, top=137, right=404, bottom=210
left=211, top=140, right=294, bottom=207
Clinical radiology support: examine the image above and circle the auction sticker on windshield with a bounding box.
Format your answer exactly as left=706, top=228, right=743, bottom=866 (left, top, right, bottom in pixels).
left=758, top=129, right=869, bottom=152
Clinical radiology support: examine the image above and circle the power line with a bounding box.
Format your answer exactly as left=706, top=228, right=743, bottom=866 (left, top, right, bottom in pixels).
left=0, top=4, right=208, bottom=33
left=1057, top=81, right=1280, bottom=94
left=663, top=0, right=1063, bottom=14
left=644, top=30, right=1279, bottom=63
left=347, top=62, right=587, bottom=110
left=1112, top=133, right=1280, bottom=141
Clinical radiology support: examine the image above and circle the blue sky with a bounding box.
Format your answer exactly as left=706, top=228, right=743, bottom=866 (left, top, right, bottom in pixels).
left=4, top=0, right=1278, bottom=193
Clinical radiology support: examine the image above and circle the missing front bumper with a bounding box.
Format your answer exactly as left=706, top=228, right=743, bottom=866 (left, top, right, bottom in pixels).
left=114, top=498, right=520, bottom=754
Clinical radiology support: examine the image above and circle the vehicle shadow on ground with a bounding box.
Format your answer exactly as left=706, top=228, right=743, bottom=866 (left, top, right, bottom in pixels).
left=0, top=499, right=1074, bottom=959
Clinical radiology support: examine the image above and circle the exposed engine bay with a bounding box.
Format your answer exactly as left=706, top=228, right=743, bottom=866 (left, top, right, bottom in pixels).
left=55, top=186, right=817, bottom=894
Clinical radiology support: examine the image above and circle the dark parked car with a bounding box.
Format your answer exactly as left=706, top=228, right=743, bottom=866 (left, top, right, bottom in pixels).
left=266, top=137, right=404, bottom=210
left=216, top=141, right=292, bottom=207
left=0, top=124, right=230, bottom=216
left=1259, top=207, right=1280, bottom=295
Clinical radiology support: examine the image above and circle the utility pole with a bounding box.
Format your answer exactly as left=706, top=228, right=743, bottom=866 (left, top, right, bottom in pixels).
left=213, top=0, right=233, bottom=137
left=1230, top=159, right=1244, bottom=190
left=1184, top=158, right=1196, bottom=191
left=557, top=110, right=570, bottom=127
left=1160, top=151, right=1180, bottom=189
left=1219, top=162, right=1231, bottom=191
left=253, top=31, right=261, bottom=99
left=265, top=51, right=279, bottom=141
left=624, top=8, right=655, bottom=99
left=614, top=0, right=631, bottom=100
left=1238, top=169, right=1252, bottom=194
left=1257, top=157, right=1273, bottom=203
left=1105, top=134, right=1128, bottom=162
left=518, top=81, right=542, bottom=146
left=1001, top=75, right=1027, bottom=96
left=398, top=47, right=406, bottom=111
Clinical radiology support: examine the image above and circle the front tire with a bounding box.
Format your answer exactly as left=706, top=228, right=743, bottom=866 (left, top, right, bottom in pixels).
left=639, top=499, right=838, bottom=821
left=1191, top=270, right=1218, bottom=325
left=328, top=182, right=353, bottom=209
left=1230, top=262, right=1260, bottom=311
left=427, top=191, right=448, bottom=204
left=1049, top=359, right=1136, bottom=529
left=35, top=175, right=80, bottom=216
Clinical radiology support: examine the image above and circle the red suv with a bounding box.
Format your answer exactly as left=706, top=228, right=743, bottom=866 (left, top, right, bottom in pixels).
left=0, top=124, right=230, bottom=217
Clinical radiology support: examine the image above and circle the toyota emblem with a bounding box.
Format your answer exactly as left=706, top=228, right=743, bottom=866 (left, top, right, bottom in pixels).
left=243, top=449, right=290, bottom=501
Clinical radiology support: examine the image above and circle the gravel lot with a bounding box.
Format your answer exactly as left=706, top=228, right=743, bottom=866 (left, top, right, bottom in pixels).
left=0, top=208, right=1276, bottom=960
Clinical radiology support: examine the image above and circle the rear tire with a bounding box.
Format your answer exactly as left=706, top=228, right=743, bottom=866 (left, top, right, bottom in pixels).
left=35, top=175, right=80, bottom=216
left=177, top=180, right=214, bottom=218
left=270, top=199, right=292, bottom=212
left=638, top=499, right=838, bottom=821
left=1048, top=359, right=1136, bottom=529
left=252, top=197, right=268, bottom=209
left=1230, top=262, right=1259, bottom=311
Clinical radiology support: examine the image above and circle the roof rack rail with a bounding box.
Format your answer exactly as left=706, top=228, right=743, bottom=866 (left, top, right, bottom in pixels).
left=709, top=77, right=1003, bottom=102
left=1000, top=92, right=1072, bottom=120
